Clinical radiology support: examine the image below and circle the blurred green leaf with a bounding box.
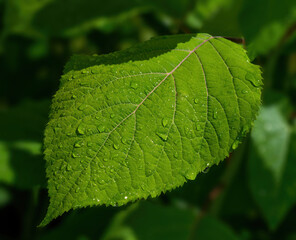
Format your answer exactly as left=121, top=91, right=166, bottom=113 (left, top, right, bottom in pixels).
left=248, top=105, right=296, bottom=230
left=103, top=201, right=195, bottom=240
left=0, top=99, right=50, bottom=189
left=186, top=0, right=234, bottom=30
left=2, top=0, right=49, bottom=38
left=195, top=216, right=239, bottom=240
left=3, top=0, right=192, bottom=39
left=39, top=207, right=117, bottom=240
left=239, top=0, right=296, bottom=59
left=198, top=0, right=243, bottom=37
left=0, top=187, right=11, bottom=208
left=251, top=105, right=290, bottom=183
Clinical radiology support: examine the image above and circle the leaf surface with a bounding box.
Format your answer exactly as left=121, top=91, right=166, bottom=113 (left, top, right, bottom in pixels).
left=41, top=33, right=262, bottom=226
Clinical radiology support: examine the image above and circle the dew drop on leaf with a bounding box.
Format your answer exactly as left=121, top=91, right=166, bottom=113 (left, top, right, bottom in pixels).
left=185, top=170, right=196, bottom=180
left=156, top=131, right=168, bottom=141
left=78, top=104, right=86, bottom=111
left=72, top=153, right=80, bottom=158
left=121, top=137, right=127, bottom=144
left=76, top=125, right=85, bottom=135
left=113, top=144, right=120, bottom=150
left=196, top=122, right=202, bottom=131
left=245, top=72, right=261, bottom=87
left=130, top=81, right=138, bottom=89
left=162, top=118, right=168, bottom=127
left=232, top=140, right=240, bottom=150
left=98, top=125, right=105, bottom=133
left=74, top=141, right=83, bottom=148
left=202, top=167, right=209, bottom=173
left=194, top=98, right=198, bottom=104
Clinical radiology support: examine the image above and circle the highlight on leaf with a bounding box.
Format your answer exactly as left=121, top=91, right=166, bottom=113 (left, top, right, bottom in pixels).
left=40, top=33, right=262, bottom=226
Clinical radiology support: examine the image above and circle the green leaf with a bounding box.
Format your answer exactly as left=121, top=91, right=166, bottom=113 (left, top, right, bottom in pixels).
left=102, top=201, right=195, bottom=240
left=195, top=216, right=239, bottom=240
left=3, top=0, right=191, bottom=38
left=198, top=0, right=243, bottom=37
left=31, top=0, right=148, bottom=36
left=41, top=33, right=262, bottom=226
left=251, top=105, right=290, bottom=183
left=0, top=100, right=49, bottom=189
left=248, top=105, right=296, bottom=230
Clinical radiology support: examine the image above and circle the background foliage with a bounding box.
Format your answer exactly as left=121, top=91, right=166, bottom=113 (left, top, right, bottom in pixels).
left=0, top=0, right=296, bottom=239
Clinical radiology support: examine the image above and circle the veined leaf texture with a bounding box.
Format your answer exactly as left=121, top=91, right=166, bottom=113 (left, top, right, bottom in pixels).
left=41, top=33, right=262, bottom=226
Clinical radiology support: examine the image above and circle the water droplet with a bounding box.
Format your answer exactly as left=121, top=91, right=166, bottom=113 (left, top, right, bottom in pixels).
left=146, top=169, right=153, bottom=177
left=103, top=158, right=108, bottom=162
left=130, top=81, right=138, bottom=89
left=78, top=104, right=86, bottom=111
left=162, top=118, right=168, bottom=127
left=185, top=170, right=196, bottom=180
left=156, top=132, right=168, bottom=141
left=66, top=131, right=72, bottom=136
left=110, top=113, right=115, bottom=118
left=121, top=137, right=127, bottom=144
left=74, top=141, right=83, bottom=148
left=232, top=140, right=240, bottom=150
left=99, top=180, right=105, bottom=185
left=124, top=196, right=128, bottom=200
left=82, top=69, right=88, bottom=74
left=196, top=122, right=202, bottom=131
left=202, top=167, right=209, bottom=173
left=75, top=187, right=80, bottom=193
left=241, top=89, right=248, bottom=94
left=194, top=98, right=198, bottom=104
left=98, top=162, right=105, bottom=168
left=72, top=152, right=80, bottom=158
left=242, top=125, right=249, bottom=135
left=66, top=165, right=72, bottom=171
left=213, top=111, right=218, bottom=119
left=77, top=125, right=85, bottom=135
left=245, top=72, right=262, bottom=87
left=174, top=152, right=178, bottom=158
left=113, top=144, right=119, bottom=150
left=98, top=125, right=105, bottom=133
